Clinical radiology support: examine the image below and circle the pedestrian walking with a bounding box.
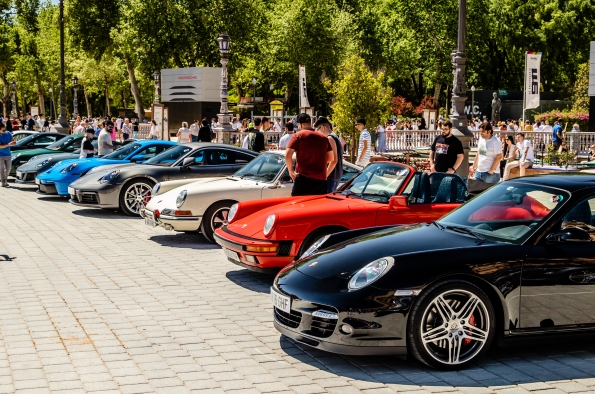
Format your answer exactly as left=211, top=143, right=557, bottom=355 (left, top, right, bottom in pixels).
left=285, top=113, right=334, bottom=196
left=472, top=123, right=503, bottom=184
left=149, top=120, right=160, bottom=140
left=26, top=114, right=35, bottom=131
left=552, top=118, right=563, bottom=150
left=98, top=121, right=115, bottom=156
left=121, top=118, right=131, bottom=141
left=430, top=120, right=464, bottom=174
left=503, top=133, right=535, bottom=180
left=132, top=118, right=139, bottom=139
left=177, top=122, right=192, bottom=143
left=314, top=117, right=342, bottom=193
left=278, top=122, right=294, bottom=149
left=248, top=118, right=265, bottom=152
left=355, top=118, right=371, bottom=167
left=197, top=120, right=212, bottom=142
left=0, top=122, right=15, bottom=187
left=80, top=129, right=96, bottom=159
left=377, top=122, right=387, bottom=153
left=190, top=120, right=200, bottom=142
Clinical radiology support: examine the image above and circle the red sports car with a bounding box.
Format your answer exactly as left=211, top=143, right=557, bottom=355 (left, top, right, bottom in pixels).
left=214, top=162, right=468, bottom=273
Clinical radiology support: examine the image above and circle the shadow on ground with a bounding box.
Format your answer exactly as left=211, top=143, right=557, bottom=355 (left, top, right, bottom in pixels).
left=37, top=196, right=70, bottom=202
left=149, top=232, right=221, bottom=250
left=277, top=335, right=595, bottom=388
left=72, top=209, right=135, bottom=219
left=226, top=269, right=275, bottom=293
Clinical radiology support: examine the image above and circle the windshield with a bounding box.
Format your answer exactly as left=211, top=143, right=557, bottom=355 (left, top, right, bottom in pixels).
left=16, top=134, right=37, bottom=145
left=145, top=145, right=192, bottom=165
left=47, top=136, right=75, bottom=150
left=341, top=162, right=410, bottom=202
left=103, top=143, right=141, bottom=160
left=439, top=182, right=569, bottom=244
left=233, top=152, right=285, bottom=181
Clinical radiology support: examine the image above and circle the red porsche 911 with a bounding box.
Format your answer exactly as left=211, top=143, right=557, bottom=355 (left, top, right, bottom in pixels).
left=214, top=162, right=468, bottom=273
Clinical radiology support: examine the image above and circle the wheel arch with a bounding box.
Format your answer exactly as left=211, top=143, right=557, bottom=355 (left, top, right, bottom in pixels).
left=122, top=174, right=159, bottom=185
left=204, top=198, right=239, bottom=215
left=298, top=225, right=351, bottom=256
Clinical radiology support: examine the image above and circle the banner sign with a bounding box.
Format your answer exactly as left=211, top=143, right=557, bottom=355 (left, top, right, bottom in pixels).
left=525, top=52, right=542, bottom=109
left=298, top=65, right=310, bottom=108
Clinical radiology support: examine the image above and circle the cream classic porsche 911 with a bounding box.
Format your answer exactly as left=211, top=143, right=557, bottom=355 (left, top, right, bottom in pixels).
left=141, top=150, right=361, bottom=242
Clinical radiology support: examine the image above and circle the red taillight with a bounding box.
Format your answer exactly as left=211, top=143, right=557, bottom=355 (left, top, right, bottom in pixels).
left=154, top=209, right=160, bottom=219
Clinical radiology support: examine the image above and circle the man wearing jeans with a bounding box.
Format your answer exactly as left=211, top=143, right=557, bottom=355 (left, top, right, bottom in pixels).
left=0, top=122, right=15, bottom=187
left=472, top=123, right=502, bottom=184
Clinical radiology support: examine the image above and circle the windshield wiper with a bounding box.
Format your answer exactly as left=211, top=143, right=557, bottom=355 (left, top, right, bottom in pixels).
left=444, top=225, right=485, bottom=242
left=240, top=173, right=265, bottom=180
left=432, top=220, right=444, bottom=230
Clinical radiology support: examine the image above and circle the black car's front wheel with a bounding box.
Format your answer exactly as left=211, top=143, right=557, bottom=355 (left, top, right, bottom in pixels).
left=119, top=179, right=155, bottom=216
left=407, top=280, right=496, bottom=370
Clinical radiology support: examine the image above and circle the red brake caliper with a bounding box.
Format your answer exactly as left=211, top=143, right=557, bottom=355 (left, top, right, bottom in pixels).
left=463, top=315, right=475, bottom=346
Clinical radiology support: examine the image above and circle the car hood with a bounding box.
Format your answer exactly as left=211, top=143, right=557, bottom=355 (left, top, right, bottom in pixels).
left=291, top=224, right=484, bottom=281
left=13, top=148, right=53, bottom=157
left=17, top=153, right=79, bottom=171
left=41, top=158, right=128, bottom=176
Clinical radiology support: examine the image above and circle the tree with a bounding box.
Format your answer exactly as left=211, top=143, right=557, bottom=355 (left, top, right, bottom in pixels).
left=571, top=62, right=589, bottom=112
left=327, top=55, right=391, bottom=160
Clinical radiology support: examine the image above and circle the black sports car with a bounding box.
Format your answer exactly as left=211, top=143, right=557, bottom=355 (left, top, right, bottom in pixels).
left=9, top=132, right=65, bottom=152
left=272, top=174, right=595, bottom=369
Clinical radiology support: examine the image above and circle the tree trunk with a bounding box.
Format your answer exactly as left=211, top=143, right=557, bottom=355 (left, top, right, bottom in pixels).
left=122, top=89, right=127, bottom=110
left=35, top=71, right=46, bottom=115
left=0, top=74, right=9, bottom=119
left=173, top=52, right=184, bottom=68
left=124, top=55, right=144, bottom=119
left=83, top=84, right=91, bottom=117
left=104, top=76, right=110, bottom=117
left=433, top=62, right=441, bottom=107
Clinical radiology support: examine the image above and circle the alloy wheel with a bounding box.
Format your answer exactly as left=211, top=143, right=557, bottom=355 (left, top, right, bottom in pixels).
left=419, top=289, right=490, bottom=366
left=124, top=182, right=153, bottom=214
left=210, top=207, right=230, bottom=233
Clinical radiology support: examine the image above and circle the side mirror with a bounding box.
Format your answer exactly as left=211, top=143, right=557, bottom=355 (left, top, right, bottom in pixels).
left=389, top=195, right=408, bottom=210
left=547, top=227, right=591, bottom=243
left=182, top=157, right=195, bottom=168
left=131, top=154, right=145, bottom=163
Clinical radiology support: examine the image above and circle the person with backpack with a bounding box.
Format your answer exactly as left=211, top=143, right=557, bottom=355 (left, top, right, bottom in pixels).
left=197, top=120, right=212, bottom=142
left=249, top=118, right=265, bottom=152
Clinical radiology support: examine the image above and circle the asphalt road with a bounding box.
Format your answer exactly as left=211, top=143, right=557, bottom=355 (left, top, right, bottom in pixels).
left=1, top=180, right=595, bottom=394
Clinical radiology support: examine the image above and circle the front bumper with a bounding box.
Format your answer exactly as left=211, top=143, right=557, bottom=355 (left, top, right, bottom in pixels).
left=140, top=208, right=202, bottom=232
left=15, top=170, right=37, bottom=183
left=68, top=184, right=121, bottom=209
left=214, top=228, right=295, bottom=271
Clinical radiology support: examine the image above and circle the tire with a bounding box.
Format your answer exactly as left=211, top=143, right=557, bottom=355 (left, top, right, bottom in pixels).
left=119, top=178, right=155, bottom=216
left=297, top=227, right=345, bottom=259
left=407, top=280, right=496, bottom=370
left=200, top=201, right=235, bottom=243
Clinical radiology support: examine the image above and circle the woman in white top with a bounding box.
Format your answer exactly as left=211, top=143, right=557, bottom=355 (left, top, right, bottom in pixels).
left=177, top=122, right=192, bottom=143
left=189, top=120, right=200, bottom=142
left=503, top=133, right=534, bottom=180
left=150, top=120, right=160, bottom=140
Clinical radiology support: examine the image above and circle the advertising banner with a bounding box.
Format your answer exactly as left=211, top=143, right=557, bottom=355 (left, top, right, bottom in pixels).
left=298, top=65, right=310, bottom=108
left=525, top=52, right=542, bottom=110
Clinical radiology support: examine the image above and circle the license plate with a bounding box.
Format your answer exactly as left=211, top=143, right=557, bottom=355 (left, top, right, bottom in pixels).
left=223, top=248, right=240, bottom=262
left=35, top=178, right=40, bottom=185
left=68, top=187, right=75, bottom=195
left=145, top=217, right=156, bottom=227
left=16, top=171, right=22, bottom=179
left=271, top=287, right=291, bottom=314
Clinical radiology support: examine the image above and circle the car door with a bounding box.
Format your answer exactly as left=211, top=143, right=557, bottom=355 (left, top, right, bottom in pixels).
left=261, top=168, right=293, bottom=199
left=203, top=148, right=239, bottom=176
left=130, top=145, right=169, bottom=163
left=169, top=149, right=212, bottom=179
left=520, top=195, right=595, bottom=329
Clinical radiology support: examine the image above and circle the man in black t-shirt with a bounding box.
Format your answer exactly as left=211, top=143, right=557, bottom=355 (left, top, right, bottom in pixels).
left=430, top=120, right=464, bottom=174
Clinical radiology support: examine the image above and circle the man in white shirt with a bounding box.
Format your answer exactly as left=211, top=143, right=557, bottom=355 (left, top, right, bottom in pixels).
left=278, top=122, right=294, bottom=149
left=541, top=120, right=553, bottom=133
left=355, top=118, right=371, bottom=167
left=97, top=121, right=115, bottom=156
left=74, top=121, right=87, bottom=134
left=503, top=132, right=534, bottom=180
left=273, top=118, right=283, bottom=133
left=472, top=123, right=503, bottom=184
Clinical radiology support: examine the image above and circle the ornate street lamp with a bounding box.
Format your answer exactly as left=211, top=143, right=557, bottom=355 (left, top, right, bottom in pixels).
left=449, top=0, right=474, bottom=181
left=11, top=81, right=17, bottom=118
left=23, top=93, right=27, bottom=114
left=153, top=70, right=160, bottom=104
left=470, top=85, right=475, bottom=121
left=251, top=78, right=257, bottom=104
left=48, top=87, right=54, bottom=120
left=214, top=32, right=234, bottom=144
left=56, top=0, right=69, bottom=133
left=72, top=76, right=79, bottom=119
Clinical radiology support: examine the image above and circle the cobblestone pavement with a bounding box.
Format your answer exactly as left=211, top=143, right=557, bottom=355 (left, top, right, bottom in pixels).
left=2, top=181, right=595, bottom=394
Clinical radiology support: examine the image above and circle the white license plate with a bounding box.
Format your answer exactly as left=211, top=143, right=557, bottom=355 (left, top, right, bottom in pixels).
left=35, top=178, right=40, bottom=185
left=16, top=171, right=22, bottom=178
left=68, top=187, right=75, bottom=195
left=144, top=217, right=156, bottom=227
left=271, top=287, right=291, bottom=314
left=223, top=248, right=240, bottom=262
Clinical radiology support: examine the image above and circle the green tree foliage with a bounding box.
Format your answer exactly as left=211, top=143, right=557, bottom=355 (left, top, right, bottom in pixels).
left=571, top=62, right=589, bottom=112
left=327, top=55, right=391, bottom=160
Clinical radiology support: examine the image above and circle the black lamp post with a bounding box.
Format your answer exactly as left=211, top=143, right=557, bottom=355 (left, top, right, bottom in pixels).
left=252, top=78, right=257, bottom=104
left=56, top=0, right=69, bottom=133
left=153, top=70, right=160, bottom=104
left=470, top=85, right=475, bottom=121
left=72, top=76, right=79, bottom=119
left=11, top=81, right=17, bottom=118
left=48, top=87, right=54, bottom=120
left=214, top=32, right=233, bottom=144
left=23, top=93, right=27, bottom=114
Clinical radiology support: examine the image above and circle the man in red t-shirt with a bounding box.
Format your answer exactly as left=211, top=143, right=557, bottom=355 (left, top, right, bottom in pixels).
left=285, top=113, right=334, bottom=196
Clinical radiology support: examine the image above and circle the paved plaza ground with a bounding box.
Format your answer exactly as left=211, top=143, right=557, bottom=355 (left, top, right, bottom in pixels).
left=2, top=181, right=595, bottom=394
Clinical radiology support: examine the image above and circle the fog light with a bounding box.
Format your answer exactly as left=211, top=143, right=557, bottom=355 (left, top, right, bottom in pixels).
left=339, top=324, right=353, bottom=335
left=245, top=255, right=257, bottom=263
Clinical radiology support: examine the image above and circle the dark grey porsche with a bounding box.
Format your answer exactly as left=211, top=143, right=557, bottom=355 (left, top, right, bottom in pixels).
left=67, top=143, right=258, bottom=215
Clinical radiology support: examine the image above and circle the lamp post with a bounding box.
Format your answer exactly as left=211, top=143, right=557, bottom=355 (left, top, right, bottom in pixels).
left=214, top=32, right=234, bottom=144
left=56, top=0, right=69, bottom=133
left=252, top=78, right=257, bottom=104
left=470, top=85, right=475, bottom=121
left=48, top=87, right=54, bottom=119
left=72, top=76, right=79, bottom=119
left=11, top=81, right=17, bottom=118
left=449, top=0, right=474, bottom=182
left=153, top=70, right=160, bottom=104
left=23, top=93, right=27, bottom=114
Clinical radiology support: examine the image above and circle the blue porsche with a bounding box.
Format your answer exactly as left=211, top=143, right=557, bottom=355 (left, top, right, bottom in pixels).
left=35, top=140, right=177, bottom=195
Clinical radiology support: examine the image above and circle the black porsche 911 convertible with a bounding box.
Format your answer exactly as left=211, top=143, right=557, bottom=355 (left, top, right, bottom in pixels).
left=271, top=173, right=595, bottom=370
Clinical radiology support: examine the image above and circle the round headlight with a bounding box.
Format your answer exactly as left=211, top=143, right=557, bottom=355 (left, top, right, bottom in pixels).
left=37, top=158, right=52, bottom=167
left=176, top=190, right=187, bottom=208
left=60, top=162, right=78, bottom=174
left=152, top=183, right=161, bottom=196
left=300, top=234, right=331, bottom=260
left=228, top=203, right=239, bottom=223
left=348, top=257, right=393, bottom=291
left=263, top=214, right=277, bottom=237
left=98, top=169, right=120, bottom=184
left=29, top=155, right=38, bottom=162
left=11, top=153, right=20, bottom=160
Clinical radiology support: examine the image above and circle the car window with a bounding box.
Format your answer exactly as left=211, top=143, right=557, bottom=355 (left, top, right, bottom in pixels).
left=34, top=135, right=59, bottom=145
left=47, top=136, right=75, bottom=150
left=103, top=143, right=142, bottom=160
left=187, top=150, right=205, bottom=167
left=341, top=162, right=410, bottom=202
left=235, top=152, right=254, bottom=164
left=234, top=152, right=285, bottom=182
left=136, top=145, right=169, bottom=160
left=561, top=196, right=595, bottom=239
left=341, top=164, right=360, bottom=183
left=145, top=145, right=191, bottom=165
left=205, top=149, right=232, bottom=165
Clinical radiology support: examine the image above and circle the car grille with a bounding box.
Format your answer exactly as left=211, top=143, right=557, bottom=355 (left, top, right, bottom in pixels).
left=310, top=313, right=338, bottom=338
left=80, top=192, right=99, bottom=204
left=274, top=307, right=302, bottom=328
left=17, top=172, right=35, bottom=181
left=276, top=241, right=293, bottom=256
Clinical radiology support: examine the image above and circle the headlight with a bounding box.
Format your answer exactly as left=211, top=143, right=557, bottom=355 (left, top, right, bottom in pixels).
left=263, top=214, right=277, bottom=237
left=176, top=190, right=187, bottom=208
left=228, top=203, right=239, bottom=223
left=300, top=234, right=331, bottom=260
left=60, top=162, right=78, bottom=174
left=11, top=153, right=20, bottom=160
left=348, top=257, right=394, bottom=291
left=98, top=169, right=120, bottom=184
left=37, top=158, right=52, bottom=167
left=151, top=183, right=161, bottom=196
left=29, top=156, right=38, bottom=162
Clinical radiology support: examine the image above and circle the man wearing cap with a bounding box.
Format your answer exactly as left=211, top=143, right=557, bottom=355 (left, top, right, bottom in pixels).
left=80, top=129, right=96, bottom=158
left=314, top=117, right=342, bottom=193
left=285, top=113, right=334, bottom=196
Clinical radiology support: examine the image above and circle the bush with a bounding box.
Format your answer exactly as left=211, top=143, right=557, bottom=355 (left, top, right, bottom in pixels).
left=533, top=110, right=589, bottom=131
left=543, top=145, right=577, bottom=167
